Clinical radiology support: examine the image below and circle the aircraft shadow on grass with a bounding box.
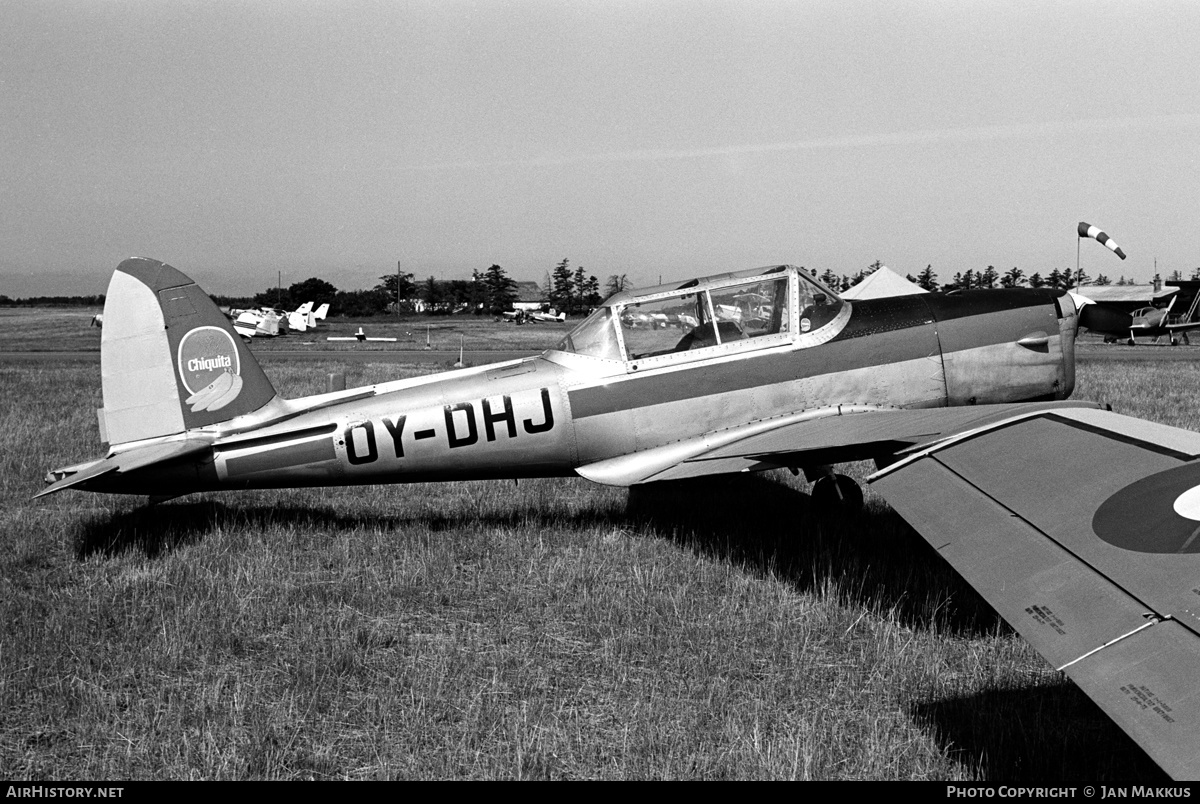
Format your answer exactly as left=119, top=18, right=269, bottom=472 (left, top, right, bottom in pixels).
left=73, top=486, right=639, bottom=560
left=72, top=473, right=1167, bottom=782
left=70, top=495, right=622, bottom=560
left=75, top=472, right=995, bottom=638
left=631, top=474, right=1171, bottom=782
left=912, top=687, right=1169, bottom=782
left=625, top=473, right=1003, bottom=637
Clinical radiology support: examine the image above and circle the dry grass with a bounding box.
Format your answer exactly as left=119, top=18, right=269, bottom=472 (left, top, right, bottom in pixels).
left=0, top=308, right=103, bottom=352
left=0, top=357, right=1178, bottom=780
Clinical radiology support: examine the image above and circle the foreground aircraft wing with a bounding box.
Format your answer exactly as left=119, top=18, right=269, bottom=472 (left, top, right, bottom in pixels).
left=576, top=401, right=1098, bottom=486
left=869, top=407, right=1200, bottom=780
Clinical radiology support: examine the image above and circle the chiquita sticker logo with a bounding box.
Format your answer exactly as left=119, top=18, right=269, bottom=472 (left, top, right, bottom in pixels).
left=177, top=326, right=244, bottom=413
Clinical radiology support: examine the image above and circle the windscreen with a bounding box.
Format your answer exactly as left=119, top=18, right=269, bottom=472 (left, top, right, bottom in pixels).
left=554, top=306, right=622, bottom=361
left=795, top=271, right=842, bottom=335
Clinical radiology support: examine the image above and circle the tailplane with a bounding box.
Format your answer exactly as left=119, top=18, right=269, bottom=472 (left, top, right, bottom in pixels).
left=99, top=258, right=278, bottom=446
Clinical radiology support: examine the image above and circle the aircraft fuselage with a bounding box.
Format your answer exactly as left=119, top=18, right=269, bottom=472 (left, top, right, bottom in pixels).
left=83, top=283, right=1078, bottom=497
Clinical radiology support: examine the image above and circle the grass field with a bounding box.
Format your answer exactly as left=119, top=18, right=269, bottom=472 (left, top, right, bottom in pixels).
left=0, top=308, right=569, bottom=354
left=1, top=335, right=1193, bottom=779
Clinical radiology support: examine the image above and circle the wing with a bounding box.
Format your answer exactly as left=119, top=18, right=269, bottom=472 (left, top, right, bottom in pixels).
left=869, top=407, right=1200, bottom=781
left=575, top=400, right=1098, bottom=486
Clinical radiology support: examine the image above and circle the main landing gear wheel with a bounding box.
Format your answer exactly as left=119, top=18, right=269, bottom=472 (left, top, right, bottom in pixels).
left=811, top=473, right=864, bottom=513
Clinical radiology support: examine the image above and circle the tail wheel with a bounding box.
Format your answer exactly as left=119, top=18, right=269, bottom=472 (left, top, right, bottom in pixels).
left=811, top=473, right=863, bottom=513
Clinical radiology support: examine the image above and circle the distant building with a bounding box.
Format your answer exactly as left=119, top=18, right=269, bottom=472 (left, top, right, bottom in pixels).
left=839, top=266, right=927, bottom=300
left=512, top=281, right=548, bottom=312
left=1076, top=282, right=1179, bottom=314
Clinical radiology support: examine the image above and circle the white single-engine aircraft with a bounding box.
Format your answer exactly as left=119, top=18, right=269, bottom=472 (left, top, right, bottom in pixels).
left=284, top=301, right=315, bottom=334
left=528, top=309, right=567, bottom=323
left=40, top=258, right=1200, bottom=780
left=230, top=307, right=282, bottom=339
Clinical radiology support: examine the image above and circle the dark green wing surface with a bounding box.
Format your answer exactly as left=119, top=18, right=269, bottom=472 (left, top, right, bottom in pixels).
left=871, top=407, right=1200, bottom=781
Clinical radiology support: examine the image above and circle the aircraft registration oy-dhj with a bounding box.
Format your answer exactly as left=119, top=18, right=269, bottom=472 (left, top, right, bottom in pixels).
left=40, top=256, right=1200, bottom=780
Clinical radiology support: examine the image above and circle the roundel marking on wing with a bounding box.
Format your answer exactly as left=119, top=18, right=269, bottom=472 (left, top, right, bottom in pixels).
left=1173, top=484, right=1200, bottom=521
left=1092, top=460, right=1200, bottom=553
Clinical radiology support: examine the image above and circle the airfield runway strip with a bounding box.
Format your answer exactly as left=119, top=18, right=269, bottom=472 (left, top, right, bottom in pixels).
left=0, top=350, right=539, bottom=364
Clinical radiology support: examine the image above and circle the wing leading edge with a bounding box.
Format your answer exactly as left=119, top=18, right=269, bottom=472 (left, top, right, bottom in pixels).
left=870, top=407, right=1200, bottom=780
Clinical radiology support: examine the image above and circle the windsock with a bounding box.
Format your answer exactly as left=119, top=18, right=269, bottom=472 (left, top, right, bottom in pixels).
left=1078, top=222, right=1127, bottom=260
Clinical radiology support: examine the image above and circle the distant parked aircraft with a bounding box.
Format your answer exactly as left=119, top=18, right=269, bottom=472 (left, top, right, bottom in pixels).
left=327, top=326, right=396, bottom=343
left=528, top=309, right=567, bottom=323
left=230, top=301, right=328, bottom=338
left=1075, top=291, right=1200, bottom=345
left=231, top=308, right=282, bottom=339
left=283, top=302, right=317, bottom=334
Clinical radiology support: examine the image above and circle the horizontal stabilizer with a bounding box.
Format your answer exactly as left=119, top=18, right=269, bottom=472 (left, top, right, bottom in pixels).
left=37, top=439, right=213, bottom=499
left=870, top=407, right=1200, bottom=780
left=35, top=459, right=118, bottom=498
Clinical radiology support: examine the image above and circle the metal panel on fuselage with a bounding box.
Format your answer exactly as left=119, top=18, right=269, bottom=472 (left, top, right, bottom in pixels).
left=927, top=290, right=1068, bottom=404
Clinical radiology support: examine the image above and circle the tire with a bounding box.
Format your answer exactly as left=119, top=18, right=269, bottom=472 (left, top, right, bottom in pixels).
left=811, top=473, right=864, bottom=513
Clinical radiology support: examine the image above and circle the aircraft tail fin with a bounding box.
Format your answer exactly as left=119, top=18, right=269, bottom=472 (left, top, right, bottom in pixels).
left=285, top=310, right=308, bottom=333
left=313, top=303, right=329, bottom=321
left=99, top=258, right=279, bottom=446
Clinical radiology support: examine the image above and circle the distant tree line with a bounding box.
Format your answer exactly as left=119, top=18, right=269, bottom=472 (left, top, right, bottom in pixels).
left=12, top=260, right=1200, bottom=311
left=295, top=258, right=609, bottom=318
left=236, top=264, right=526, bottom=317
left=0, top=294, right=105, bottom=306
left=544, top=259, right=603, bottom=315
left=813, top=261, right=1198, bottom=294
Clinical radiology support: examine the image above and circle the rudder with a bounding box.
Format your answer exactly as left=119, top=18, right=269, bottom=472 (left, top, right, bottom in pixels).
left=100, top=258, right=278, bottom=445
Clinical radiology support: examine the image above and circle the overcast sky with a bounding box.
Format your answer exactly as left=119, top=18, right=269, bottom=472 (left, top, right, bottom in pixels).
left=3, top=1, right=1198, bottom=297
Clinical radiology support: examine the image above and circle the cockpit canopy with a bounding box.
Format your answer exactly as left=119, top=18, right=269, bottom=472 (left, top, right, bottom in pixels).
left=553, top=265, right=844, bottom=364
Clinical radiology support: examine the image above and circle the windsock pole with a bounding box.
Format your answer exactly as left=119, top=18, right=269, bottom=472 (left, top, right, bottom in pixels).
left=1080, top=232, right=1089, bottom=283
